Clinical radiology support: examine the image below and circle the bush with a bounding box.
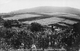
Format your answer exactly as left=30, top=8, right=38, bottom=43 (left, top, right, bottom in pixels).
left=30, top=22, right=44, bottom=32
left=3, top=20, right=22, bottom=28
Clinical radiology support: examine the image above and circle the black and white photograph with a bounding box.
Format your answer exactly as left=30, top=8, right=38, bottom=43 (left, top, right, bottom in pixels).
left=0, top=0, right=80, bottom=51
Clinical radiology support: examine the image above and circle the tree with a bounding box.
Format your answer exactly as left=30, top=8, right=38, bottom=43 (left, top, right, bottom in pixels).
left=30, top=22, right=44, bottom=32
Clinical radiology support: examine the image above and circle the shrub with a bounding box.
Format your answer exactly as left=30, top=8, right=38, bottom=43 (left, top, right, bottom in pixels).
left=3, top=20, right=22, bottom=28
left=30, top=22, right=44, bottom=32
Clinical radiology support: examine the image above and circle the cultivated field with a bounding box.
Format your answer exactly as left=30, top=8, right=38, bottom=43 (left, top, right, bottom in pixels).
left=3, top=14, right=41, bottom=20
left=2, top=12, right=80, bottom=26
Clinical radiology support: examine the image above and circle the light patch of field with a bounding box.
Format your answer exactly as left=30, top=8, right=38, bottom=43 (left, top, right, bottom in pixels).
left=3, top=14, right=41, bottom=20
left=23, top=17, right=65, bottom=25
left=62, top=20, right=77, bottom=24
left=23, top=16, right=78, bottom=25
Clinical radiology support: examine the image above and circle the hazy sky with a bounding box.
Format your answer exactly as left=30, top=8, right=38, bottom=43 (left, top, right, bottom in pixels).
left=0, top=0, right=80, bottom=13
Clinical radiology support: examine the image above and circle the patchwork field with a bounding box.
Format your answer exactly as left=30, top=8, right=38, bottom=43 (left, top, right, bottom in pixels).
left=2, top=12, right=80, bottom=26
left=3, top=14, right=41, bottom=20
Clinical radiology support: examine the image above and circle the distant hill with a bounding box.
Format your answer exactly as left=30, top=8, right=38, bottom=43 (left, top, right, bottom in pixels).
left=10, top=6, right=80, bottom=16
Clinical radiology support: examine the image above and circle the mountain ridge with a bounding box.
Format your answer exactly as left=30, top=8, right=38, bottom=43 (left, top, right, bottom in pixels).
left=8, top=6, right=80, bottom=16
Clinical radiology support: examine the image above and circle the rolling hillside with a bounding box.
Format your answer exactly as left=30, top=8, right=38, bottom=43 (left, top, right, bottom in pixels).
left=2, top=6, right=80, bottom=26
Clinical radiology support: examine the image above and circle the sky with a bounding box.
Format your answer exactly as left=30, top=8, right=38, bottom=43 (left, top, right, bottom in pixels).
left=0, top=0, right=80, bottom=13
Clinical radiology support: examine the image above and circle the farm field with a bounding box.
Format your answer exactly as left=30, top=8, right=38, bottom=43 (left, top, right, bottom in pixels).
left=3, top=14, right=41, bottom=20
left=23, top=17, right=65, bottom=25
left=3, top=12, right=80, bottom=26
